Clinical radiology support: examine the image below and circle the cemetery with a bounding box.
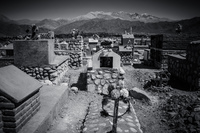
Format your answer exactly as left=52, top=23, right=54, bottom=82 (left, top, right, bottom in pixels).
left=0, top=29, right=200, bottom=133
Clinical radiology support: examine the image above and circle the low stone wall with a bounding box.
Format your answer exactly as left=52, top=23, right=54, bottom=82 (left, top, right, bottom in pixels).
left=19, top=60, right=69, bottom=85
left=0, top=92, right=40, bottom=133
left=119, top=52, right=133, bottom=65
left=87, top=68, right=124, bottom=94
left=68, top=52, right=82, bottom=68
left=0, top=58, right=14, bottom=67
left=54, top=51, right=69, bottom=56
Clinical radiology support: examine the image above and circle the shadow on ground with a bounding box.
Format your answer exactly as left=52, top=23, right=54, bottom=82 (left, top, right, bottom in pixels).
left=71, top=72, right=87, bottom=91
left=133, top=63, right=157, bottom=70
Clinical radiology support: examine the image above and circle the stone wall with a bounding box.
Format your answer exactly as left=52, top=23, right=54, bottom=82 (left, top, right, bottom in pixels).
left=168, top=55, right=200, bottom=90
left=0, top=58, right=14, bottom=67
left=54, top=51, right=69, bottom=56
left=119, top=52, right=133, bottom=65
left=19, top=60, right=69, bottom=85
left=0, top=92, right=40, bottom=133
left=87, top=68, right=124, bottom=94
left=68, top=52, right=82, bottom=68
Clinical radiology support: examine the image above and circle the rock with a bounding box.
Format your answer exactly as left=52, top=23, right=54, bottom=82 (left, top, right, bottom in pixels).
left=96, top=75, right=103, bottom=79
left=91, top=74, right=96, bottom=80
left=97, top=85, right=102, bottom=94
left=71, top=86, right=78, bottom=93
left=109, top=79, right=115, bottom=83
left=104, top=73, right=111, bottom=79
left=112, top=73, right=118, bottom=79
left=98, top=70, right=103, bottom=75
left=129, top=87, right=151, bottom=103
left=44, top=80, right=52, bottom=85
left=101, top=79, right=106, bottom=86
left=44, top=67, right=51, bottom=71
left=60, top=83, right=68, bottom=86
left=102, top=84, right=109, bottom=95
left=119, top=67, right=125, bottom=75
left=94, top=79, right=101, bottom=85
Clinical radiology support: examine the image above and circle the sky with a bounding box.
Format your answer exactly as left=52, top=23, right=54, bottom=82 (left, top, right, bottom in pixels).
left=0, top=0, right=200, bottom=20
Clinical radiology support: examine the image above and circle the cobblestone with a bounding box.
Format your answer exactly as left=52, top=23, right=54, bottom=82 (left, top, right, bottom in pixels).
left=83, top=99, right=143, bottom=133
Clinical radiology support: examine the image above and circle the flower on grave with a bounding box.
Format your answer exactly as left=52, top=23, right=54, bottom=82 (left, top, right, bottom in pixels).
left=120, top=88, right=129, bottom=98
left=111, top=89, right=121, bottom=99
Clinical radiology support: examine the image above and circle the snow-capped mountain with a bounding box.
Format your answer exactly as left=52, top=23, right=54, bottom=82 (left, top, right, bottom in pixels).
left=72, top=11, right=171, bottom=23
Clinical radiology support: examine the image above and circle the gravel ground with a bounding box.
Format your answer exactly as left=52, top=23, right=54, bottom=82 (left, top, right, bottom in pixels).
left=124, top=65, right=200, bottom=133
left=47, top=65, right=200, bottom=133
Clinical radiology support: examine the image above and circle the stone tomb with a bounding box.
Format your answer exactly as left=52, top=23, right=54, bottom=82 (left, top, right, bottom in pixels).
left=88, top=49, right=124, bottom=93
left=92, top=49, right=121, bottom=69
left=14, top=39, right=55, bottom=67
left=0, top=65, right=42, bottom=133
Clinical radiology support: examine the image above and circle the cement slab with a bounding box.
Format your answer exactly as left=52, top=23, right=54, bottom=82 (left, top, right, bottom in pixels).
left=18, top=85, right=69, bottom=133
left=0, top=65, right=42, bottom=104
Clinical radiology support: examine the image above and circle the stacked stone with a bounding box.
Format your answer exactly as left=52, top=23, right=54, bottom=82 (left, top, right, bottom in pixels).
left=19, top=60, right=69, bottom=85
left=0, top=92, right=40, bottom=133
left=54, top=51, right=69, bottom=56
left=120, top=53, right=133, bottom=64
left=162, top=95, right=200, bottom=133
left=68, top=41, right=82, bottom=51
left=68, top=52, right=82, bottom=68
left=168, top=54, right=200, bottom=90
left=87, top=68, right=125, bottom=94
left=39, top=31, right=54, bottom=39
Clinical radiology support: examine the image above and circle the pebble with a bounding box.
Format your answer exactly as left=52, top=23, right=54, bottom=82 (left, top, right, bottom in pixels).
left=127, top=122, right=136, bottom=127
left=130, top=127, right=137, bottom=132
left=125, top=118, right=134, bottom=122
left=126, top=115, right=133, bottom=119
left=99, top=123, right=106, bottom=127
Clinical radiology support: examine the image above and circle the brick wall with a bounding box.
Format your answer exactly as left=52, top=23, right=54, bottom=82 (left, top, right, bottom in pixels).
left=0, top=92, right=40, bottom=133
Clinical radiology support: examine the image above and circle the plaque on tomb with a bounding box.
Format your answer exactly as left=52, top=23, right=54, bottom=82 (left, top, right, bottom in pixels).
left=92, top=49, right=121, bottom=69
left=0, top=65, right=42, bottom=104
left=100, top=57, right=113, bottom=68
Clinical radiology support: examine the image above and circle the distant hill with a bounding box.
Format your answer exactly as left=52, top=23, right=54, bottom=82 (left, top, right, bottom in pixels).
left=16, top=19, right=40, bottom=25
left=0, top=15, right=49, bottom=37
left=71, top=11, right=172, bottom=23
left=1, top=12, right=200, bottom=37
left=54, top=17, right=200, bottom=34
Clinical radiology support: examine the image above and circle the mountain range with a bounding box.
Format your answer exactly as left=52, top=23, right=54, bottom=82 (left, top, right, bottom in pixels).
left=0, top=11, right=200, bottom=37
